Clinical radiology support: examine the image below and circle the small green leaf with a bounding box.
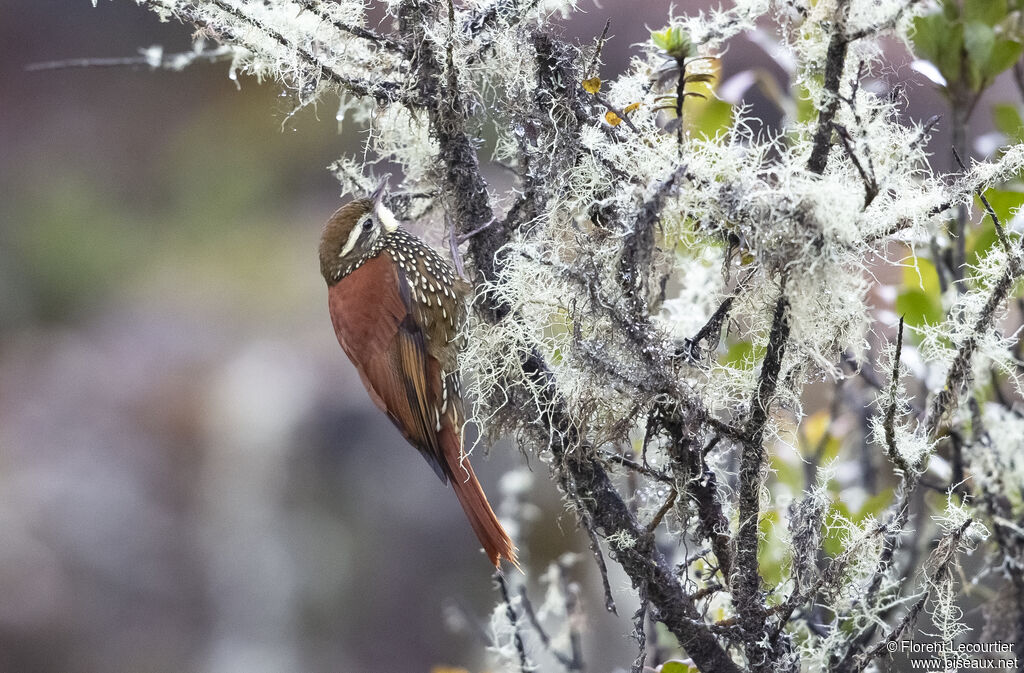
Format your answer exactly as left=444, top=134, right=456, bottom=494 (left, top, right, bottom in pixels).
left=795, top=80, right=819, bottom=125
left=689, top=97, right=732, bottom=139
left=660, top=661, right=696, bottom=673
left=904, top=257, right=942, bottom=298
left=911, top=12, right=964, bottom=86
left=910, top=13, right=944, bottom=63
left=970, top=188, right=1024, bottom=264
left=721, top=339, right=764, bottom=370
left=651, top=26, right=694, bottom=60
left=684, top=73, right=717, bottom=85
left=964, top=21, right=995, bottom=89
left=978, top=188, right=1024, bottom=222
left=897, top=257, right=943, bottom=328
left=982, top=38, right=1023, bottom=81
left=969, top=221, right=1000, bottom=268
left=993, top=103, right=1024, bottom=141
left=856, top=489, right=895, bottom=521
left=964, top=0, right=1007, bottom=26
left=896, top=289, right=943, bottom=327
left=823, top=502, right=852, bottom=557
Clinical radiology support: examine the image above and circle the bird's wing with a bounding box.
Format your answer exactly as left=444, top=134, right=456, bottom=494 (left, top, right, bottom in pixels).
left=328, top=254, right=448, bottom=482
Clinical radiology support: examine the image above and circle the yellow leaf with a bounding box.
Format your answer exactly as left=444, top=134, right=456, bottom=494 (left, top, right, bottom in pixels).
left=624, top=101, right=641, bottom=114
left=802, top=410, right=830, bottom=449
left=605, top=110, right=622, bottom=126
left=660, top=662, right=696, bottom=673
left=582, top=77, right=601, bottom=94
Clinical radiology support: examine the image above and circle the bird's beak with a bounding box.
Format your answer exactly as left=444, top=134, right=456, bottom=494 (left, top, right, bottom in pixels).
left=370, top=176, right=389, bottom=206
left=370, top=175, right=399, bottom=233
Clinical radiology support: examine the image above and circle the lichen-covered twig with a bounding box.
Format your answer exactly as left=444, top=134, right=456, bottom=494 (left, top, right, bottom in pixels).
left=495, top=572, right=530, bottom=673
left=807, top=0, right=852, bottom=175
left=293, top=0, right=405, bottom=53
left=142, top=0, right=408, bottom=102
left=734, top=292, right=791, bottom=671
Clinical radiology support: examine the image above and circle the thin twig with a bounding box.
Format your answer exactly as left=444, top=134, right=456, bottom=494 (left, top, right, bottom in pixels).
left=496, top=572, right=530, bottom=673
left=679, top=296, right=734, bottom=363
left=603, top=450, right=673, bottom=483
left=735, top=292, right=791, bottom=672
left=850, top=520, right=974, bottom=673
left=845, top=0, right=922, bottom=41
left=26, top=47, right=232, bottom=72
left=645, top=488, right=679, bottom=534
left=143, top=0, right=407, bottom=103
left=882, top=318, right=911, bottom=472
left=586, top=20, right=612, bottom=76
left=556, top=560, right=586, bottom=672
left=518, top=587, right=577, bottom=671
left=807, top=0, right=852, bottom=175
left=293, top=0, right=405, bottom=53
left=631, top=591, right=649, bottom=673
left=577, top=502, right=617, bottom=616
left=952, top=146, right=1016, bottom=268
left=834, top=123, right=878, bottom=207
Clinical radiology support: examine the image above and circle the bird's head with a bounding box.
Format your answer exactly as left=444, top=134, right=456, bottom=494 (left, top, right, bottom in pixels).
left=319, top=180, right=400, bottom=284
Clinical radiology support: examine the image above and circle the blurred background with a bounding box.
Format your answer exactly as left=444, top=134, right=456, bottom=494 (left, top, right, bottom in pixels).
left=0, top=1, right=996, bottom=672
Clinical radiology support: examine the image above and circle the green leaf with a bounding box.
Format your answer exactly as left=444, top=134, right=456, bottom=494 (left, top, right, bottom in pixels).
left=896, top=289, right=943, bottom=327
left=964, top=0, right=1007, bottom=26
left=993, top=103, right=1024, bottom=141
left=856, top=489, right=895, bottom=521
left=795, top=80, right=819, bottom=125
left=979, top=188, right=1024, bottom=222
left=684, top=73, right=717, bottom=85
left=689, top=97, right=732, bottom=139
left=911, top=12, right=964, bottom=86
left=982, top=38, right=1023, bottom=81
left=823, top=502, right=852, bottom=557
left=910, top=13, right=944, bottom=63
left=651, top=26, right=693, bottom=60
left=897, top=258, right=943, bottom=328
left=964, top=21, right=996, bottom=89
left=721, top=339, right=764, bottom=370
left=770, top=455, right=803, bottom=492
left=970, top=188, right=1024, bottom=264
left=904, top=257, right=942, bottom=298
left=969, top=221, right=1000, bottom=268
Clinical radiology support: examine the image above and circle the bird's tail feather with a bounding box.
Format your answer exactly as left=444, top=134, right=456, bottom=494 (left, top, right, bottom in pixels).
left=442, top=427, right=519, bottom=570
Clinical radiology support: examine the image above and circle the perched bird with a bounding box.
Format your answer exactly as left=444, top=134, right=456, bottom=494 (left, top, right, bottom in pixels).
left=319, top=182, right=518, bottom=569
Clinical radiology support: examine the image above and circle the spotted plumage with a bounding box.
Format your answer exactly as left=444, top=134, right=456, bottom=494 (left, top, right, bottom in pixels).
left=319, top=187, right=518, bottom=569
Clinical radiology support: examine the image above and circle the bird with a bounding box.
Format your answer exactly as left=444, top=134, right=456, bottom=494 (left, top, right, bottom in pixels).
left=318, top=181, right=518, bottom=570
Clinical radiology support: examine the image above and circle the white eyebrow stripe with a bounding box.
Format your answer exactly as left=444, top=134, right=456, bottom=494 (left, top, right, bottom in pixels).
left=338, top=216, right=367, bottom=258
left=375, top=202, right=399, bottom=233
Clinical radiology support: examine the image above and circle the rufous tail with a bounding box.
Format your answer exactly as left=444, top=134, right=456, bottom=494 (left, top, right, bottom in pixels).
left=442, top=428, right=520, bottom=570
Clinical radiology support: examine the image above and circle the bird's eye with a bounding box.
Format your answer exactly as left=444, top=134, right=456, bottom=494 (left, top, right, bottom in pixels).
left=361, top=218, right=373, bottom=231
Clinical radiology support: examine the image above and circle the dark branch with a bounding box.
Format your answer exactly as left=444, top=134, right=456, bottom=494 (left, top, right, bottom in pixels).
left=735, top=292, right=791, bottom=671
left=807, top=0, right=852, bottom=175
